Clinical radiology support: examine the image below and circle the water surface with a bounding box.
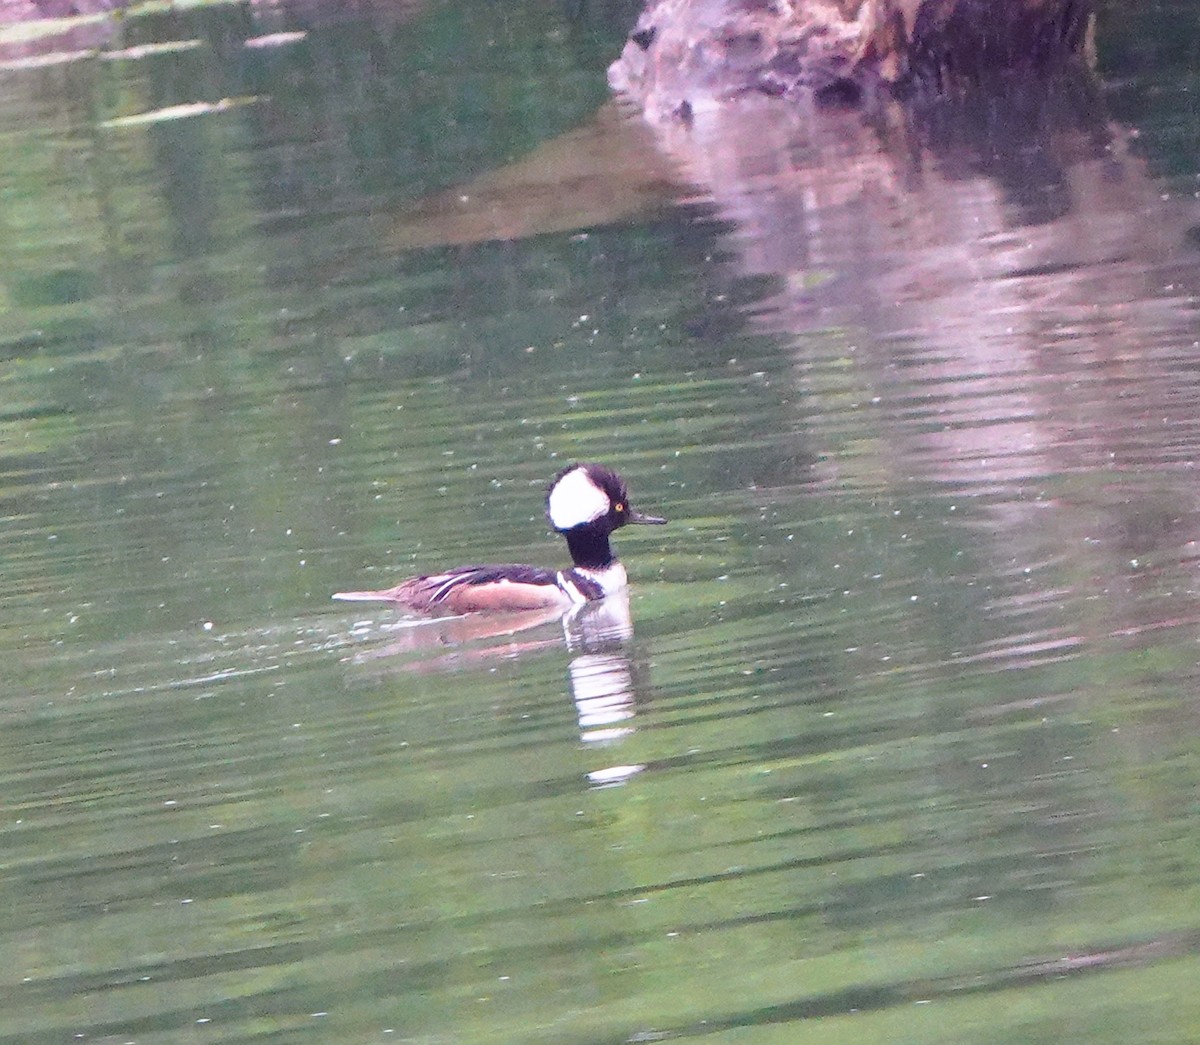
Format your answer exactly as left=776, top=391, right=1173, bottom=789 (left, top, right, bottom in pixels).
left=2, top=1, right=1200, bottom=1042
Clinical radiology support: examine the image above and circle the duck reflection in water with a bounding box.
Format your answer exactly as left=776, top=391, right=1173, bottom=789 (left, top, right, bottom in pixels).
left=340, top=593, right=650, bottom=787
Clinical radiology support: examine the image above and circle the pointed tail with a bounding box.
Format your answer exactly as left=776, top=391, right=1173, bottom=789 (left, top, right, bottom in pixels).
left=332, top=589, right=397, bottom=603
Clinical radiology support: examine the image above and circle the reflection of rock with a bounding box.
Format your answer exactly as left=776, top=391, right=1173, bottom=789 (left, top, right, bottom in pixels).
left=381, top=2, right=1099, bottom=252
left=385, top=103, right=682, bottom=250
left=618, top=47, right=1200, bottom=648
left=610, top=0, right=1095, bottom=125
left=645, top=69, right=1200, bottom=498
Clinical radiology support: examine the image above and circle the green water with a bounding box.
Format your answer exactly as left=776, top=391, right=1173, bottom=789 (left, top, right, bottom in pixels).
left=2, top=1, right=1199, bottom=1041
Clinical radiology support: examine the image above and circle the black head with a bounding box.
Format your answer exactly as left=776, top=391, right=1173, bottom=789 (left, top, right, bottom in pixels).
left=546, top=463, right=667, bottom=536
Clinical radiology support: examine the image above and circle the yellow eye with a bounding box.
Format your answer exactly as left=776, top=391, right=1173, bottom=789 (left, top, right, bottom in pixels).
left=615, top=503, right=625, bottom=513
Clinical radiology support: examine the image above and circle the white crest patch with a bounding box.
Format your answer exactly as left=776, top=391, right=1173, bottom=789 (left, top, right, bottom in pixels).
left=548, top=467, right=610, bottom=530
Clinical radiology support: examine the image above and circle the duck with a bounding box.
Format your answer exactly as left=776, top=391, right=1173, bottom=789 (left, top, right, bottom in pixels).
left=332, top=463, right=666, bottom=614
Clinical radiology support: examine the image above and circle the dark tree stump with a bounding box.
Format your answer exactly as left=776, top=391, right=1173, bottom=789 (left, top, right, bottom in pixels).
left=610, top=0, right=1096, bottom=122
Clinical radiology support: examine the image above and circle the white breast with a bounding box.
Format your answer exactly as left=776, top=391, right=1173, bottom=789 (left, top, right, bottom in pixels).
left=580, top=562, right=628, bottom=597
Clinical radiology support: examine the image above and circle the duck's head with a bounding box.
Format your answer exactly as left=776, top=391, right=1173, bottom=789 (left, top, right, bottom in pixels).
left=546, top=463, right=667, bottom=536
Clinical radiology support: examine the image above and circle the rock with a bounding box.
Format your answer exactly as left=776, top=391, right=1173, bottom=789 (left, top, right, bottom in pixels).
left=610, top=0, right=1095, bottom=122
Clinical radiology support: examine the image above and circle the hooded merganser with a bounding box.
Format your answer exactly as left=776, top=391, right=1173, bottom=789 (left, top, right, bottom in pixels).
left=332, top=463, right=667, bottom=614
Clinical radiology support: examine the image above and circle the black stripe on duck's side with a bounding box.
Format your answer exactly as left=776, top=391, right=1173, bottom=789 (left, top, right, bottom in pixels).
left=559, top=568, right=607, bottom=602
